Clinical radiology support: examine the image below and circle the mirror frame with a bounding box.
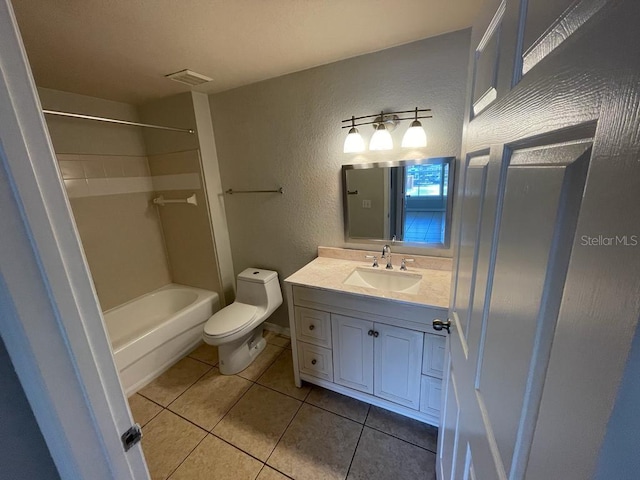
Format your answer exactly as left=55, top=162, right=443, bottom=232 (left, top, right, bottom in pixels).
left=342, top=157, right=455, bottom=250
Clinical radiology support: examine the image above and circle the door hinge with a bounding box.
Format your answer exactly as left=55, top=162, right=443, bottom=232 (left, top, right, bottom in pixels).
left=121, top=424, right=142, bottom=452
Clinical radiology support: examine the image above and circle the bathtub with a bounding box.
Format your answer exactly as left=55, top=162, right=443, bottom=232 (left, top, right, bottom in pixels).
left=103, top=283, right=220, bottom=395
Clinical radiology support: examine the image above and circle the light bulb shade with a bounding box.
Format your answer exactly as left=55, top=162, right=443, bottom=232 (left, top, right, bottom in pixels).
left=401, top=120, right=427, bottom=148
left=343, top=127, right=365, bottom=153
left=369, top=125, right=393, bottom=150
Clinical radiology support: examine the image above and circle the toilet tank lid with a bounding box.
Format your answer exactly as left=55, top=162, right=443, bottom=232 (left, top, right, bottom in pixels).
left=238, top=268, right=278, bottom=284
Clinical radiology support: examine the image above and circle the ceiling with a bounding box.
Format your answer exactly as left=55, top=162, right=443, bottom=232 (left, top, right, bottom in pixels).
left=11, top=0, right=482, bottom=105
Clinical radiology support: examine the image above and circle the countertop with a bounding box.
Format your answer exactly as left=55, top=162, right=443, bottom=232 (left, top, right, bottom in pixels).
left=284, top=250, right=452, bottom=309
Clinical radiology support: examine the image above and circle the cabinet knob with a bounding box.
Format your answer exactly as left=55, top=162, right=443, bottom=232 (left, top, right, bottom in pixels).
left=373, top=331, right=379, bottom=338
left=309, top=324, right=315, bottom=331
left=432, top=319, right=452, bottom=334
left=311, top=359, right=317, bottom=365
left=368, top=330, right=374, bottom=336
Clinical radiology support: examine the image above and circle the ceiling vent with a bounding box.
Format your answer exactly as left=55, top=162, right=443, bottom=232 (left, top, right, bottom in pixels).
left=165, top=69, right=212, bottom=86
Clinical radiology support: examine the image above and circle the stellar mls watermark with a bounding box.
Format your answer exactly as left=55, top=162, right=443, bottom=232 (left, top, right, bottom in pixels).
left=581, top=235, right=638, bottom=246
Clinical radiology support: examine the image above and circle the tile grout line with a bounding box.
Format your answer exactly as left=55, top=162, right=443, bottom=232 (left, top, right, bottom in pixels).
left=344, top=405, right=371, bottom=479
left=165, top=430, right=209, bottom=480
left=141, top=361, right=214, bottom=410
left=262, top=397, right=306, bottom=470
left=208, top=431, right=270, bottom=466
left=362, top=423, right=438, bottom=455
left=302, top=393, right=369, bottom=425
left=206, top=379, right=256, bottom=434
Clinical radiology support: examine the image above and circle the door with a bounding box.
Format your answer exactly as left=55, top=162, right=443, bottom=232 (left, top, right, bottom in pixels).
left=374, top=323, right=423, bottom=409
left=439, top=1, right=640, bottom=479
left=332, top=314, right=374, bottom=394
left=0, top=1, right=148, bottom=478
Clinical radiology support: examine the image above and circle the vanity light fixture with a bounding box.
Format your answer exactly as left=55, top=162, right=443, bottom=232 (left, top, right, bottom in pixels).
left=369, top=111, right=395, bottom=151
left=401, top=108, right=428, bottom=148
left=343, top=116, right=365, bottom=153
left=341, top=108, right=432, bottom=153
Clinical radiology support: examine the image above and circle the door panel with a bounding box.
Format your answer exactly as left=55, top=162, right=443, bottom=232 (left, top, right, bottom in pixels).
left=374, top=323, right=423, bottom=409
left=331, top=314, right=374, bottom=394
left=521, top=0, right=608, bottom=75
left=471, top=2, right=505, bottom=115
left=452, top=154, right=490, bottom=353
left=477, top=140, right=591, bottom=472
left=522, top=0, right=577, bottom=54
left=439, top=359, right=461, bottom=480
left=443, top=1, right=640, bottom=479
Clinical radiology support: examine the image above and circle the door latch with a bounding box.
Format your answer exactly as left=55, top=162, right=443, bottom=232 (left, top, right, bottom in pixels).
left=121, top=424, right=142, bottom=452
left=432, top=319, right=451, bottom=334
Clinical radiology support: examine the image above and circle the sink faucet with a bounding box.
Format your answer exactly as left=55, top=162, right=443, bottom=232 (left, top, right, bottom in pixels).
left=381, top=244, right=392, bottom=269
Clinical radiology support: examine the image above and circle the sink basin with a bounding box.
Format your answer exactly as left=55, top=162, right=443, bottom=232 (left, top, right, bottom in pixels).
left=343, top=267, right=422, bottom=294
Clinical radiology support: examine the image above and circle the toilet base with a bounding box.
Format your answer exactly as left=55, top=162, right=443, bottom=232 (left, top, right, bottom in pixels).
left=218, top=327, right=266, bottom=375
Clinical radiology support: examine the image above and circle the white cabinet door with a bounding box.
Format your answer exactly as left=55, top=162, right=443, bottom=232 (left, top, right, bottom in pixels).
left=374, top=323, right=423, bottom=409
left=332, top=314, right=374, bottom=394
left=423, top=334, right=446, bottom=378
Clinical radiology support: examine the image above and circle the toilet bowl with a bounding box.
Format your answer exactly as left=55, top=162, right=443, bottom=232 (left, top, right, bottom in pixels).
left=203, top=268, right=282, bottom=374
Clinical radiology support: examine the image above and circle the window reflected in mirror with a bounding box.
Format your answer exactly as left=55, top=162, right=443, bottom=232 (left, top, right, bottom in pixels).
left=342, top=157, right=454, bottom=248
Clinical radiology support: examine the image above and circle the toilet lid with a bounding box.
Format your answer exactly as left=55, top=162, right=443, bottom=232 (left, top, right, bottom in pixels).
left=203, top=303, right=258, bottom=337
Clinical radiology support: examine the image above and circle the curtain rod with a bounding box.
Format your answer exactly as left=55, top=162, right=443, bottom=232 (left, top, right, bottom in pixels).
left=42, top=109, right=196, bottom=134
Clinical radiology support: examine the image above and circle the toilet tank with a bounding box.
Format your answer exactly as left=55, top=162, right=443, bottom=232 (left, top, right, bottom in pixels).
left=235, top=268, right=283, bottom=314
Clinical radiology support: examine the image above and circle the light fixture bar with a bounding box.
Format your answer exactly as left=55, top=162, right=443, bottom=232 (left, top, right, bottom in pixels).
left=341, top=115, right=432, bottom=128
left=341, top=108, right=431, bottom=126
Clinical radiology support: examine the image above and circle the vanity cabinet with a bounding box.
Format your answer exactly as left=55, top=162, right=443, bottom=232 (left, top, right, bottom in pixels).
left=287, top=284, right=447, bottom=426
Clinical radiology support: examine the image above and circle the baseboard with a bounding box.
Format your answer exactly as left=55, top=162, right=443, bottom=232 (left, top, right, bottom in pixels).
left=263, top=322, right=291, bottom=338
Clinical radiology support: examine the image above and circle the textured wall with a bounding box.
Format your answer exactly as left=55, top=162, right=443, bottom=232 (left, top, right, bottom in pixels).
left=209, top=30, right=470, bottom=327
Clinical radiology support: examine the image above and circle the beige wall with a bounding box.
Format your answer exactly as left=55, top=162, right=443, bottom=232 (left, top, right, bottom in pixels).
left=39, top=88, right=172, bottom=310
left=147, top=150, right=220, bottom=293
left=140, top=94, right=222, bottom=296
left=209, top=30, right=470, bottom=327
left=38, top=87, right=147, bottom=155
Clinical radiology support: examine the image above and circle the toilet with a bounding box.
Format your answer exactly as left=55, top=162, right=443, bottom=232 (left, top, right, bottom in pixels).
left=203, top=268, right=283, bottom=375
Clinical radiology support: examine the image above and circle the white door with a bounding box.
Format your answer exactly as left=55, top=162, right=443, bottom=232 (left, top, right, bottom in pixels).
left=332, top=314, right=374, bottom=394
left=0, top=2, right=148, bottom=478
left=438, top=1, right=640, bottom=479
left=374, top=323, right=423, bottom=409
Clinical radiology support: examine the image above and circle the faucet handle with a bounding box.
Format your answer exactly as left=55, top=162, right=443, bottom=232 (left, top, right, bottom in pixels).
left=365, top=255, right=379, bottom=268
left=400, top=258, right=415, bottom=271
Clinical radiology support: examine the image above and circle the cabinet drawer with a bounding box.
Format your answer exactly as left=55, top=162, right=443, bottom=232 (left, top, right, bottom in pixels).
left=422, top=334, right=446, bottom=378
left=297, top=342, right=333, bottom=381
left=420, top=375, right=442, bottom=417
left=295, top=307, right=331, bottom=348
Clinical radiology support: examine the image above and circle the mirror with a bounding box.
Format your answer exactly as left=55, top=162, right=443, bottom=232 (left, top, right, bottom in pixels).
left=342, top=157, right=455, bottom=248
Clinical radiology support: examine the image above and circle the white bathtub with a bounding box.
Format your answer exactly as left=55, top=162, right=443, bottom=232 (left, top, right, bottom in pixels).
left=103, top=283, right=220, bottom=395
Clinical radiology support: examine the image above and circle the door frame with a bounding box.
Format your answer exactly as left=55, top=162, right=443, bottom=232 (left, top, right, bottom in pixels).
left=0, top=1, right=148, bottom=478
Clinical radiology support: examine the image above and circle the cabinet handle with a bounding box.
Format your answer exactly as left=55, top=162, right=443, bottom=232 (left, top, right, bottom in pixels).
left=373, top=331, right=379, bottom=338
left=368, top=330, right=374, bottom=336
left=311, top=359, right=317, bottom=365
left=309, top=324, right=315, bottom=331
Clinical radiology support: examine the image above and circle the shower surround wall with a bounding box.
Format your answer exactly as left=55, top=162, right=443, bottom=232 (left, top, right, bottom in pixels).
left=140, top=93, right=222, bottom=295
left=39, top=87, right=171, bottom=310
left=40, top=87, right=223, bottom=310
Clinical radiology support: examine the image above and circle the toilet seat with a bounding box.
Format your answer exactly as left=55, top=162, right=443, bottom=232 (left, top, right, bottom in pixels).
left=203, top=302, right=258, bottom=338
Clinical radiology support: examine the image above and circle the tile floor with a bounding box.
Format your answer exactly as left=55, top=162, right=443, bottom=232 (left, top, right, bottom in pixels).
left=129, top=331, right=438, bottom=480
left=403, top=211, right=445, bottom=243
